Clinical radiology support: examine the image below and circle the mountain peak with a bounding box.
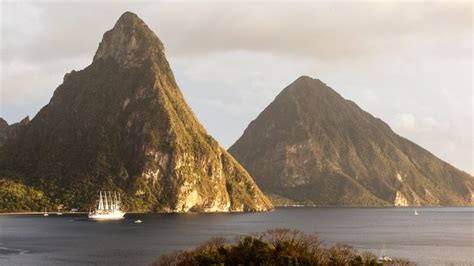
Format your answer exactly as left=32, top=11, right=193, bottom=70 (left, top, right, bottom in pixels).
left=113, top=11, right=149, bottom=32
left=93, top=11, right=165, bottom=67
left=295, top=75, right=317, bottom=82
left=293, top=75, right=323, bottom=84
left=116, top=11, right=141, bottom=24
left=276, top=76, right=340, bottom=106
left=19, top=116, right=30, bottom=126
left=285, top=76, right=328, bottom=94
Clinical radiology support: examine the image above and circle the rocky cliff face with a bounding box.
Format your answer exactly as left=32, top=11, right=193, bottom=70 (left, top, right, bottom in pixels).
left=0, top=117, right=29, bottom=148
left=229, top=76, right=473, bottom=206
left=0, top=12, right=272, bottom=212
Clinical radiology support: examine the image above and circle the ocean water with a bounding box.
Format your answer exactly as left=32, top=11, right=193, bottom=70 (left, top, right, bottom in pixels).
left=0, top=207, right=472, bottom=265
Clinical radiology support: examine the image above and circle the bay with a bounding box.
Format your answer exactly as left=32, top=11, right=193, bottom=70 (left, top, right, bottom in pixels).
left=0, top=207, right=472, bottom=265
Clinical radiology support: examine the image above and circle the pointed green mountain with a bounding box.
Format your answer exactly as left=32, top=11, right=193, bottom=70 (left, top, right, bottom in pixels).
left=0, top=12, right=272, bottom=212
left=229, top=76, right=473, bottom=206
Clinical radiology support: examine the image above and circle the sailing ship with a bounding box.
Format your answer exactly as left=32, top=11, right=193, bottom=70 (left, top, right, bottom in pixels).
left=88, top=191, right=125, bottom=220
left=414, top=209, right=419, bottom=216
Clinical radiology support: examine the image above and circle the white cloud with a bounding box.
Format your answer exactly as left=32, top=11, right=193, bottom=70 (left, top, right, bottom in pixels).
left=170, top=51, right=315, bottom=146
left=0, top=1, right=471, bottom=174
left=393, top=113, right=417, bottom=131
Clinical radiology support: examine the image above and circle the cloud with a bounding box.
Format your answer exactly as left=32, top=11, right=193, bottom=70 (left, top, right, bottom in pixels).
left=0, top=1, right=472, bottom=174
left=171, top=50, right=315, bottom=146
left=1, top=1, right=472, bottom=64
left=393, top=113, right=416, bottom=131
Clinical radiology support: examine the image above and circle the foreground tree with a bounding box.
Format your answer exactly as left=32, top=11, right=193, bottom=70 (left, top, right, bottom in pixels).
left=153, top=228, right=414, bottom=266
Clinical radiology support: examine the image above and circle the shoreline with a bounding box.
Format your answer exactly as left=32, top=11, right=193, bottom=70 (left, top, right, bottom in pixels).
left=1, top=205, right=472, bottom=216
left=0, top=211, right=150, bottom=216
left=273, top=205, right=474, bottom=208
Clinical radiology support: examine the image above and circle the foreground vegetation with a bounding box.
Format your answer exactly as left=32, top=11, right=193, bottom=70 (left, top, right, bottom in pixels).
left=154, top=228, right=413, bottom=266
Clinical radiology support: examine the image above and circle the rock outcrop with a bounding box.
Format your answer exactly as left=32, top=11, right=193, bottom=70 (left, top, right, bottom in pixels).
left=0, top=117, right=29, bottom=147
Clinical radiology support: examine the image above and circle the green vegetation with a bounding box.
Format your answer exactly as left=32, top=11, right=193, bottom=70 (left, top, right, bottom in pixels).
left=0, top=178, right=50, bottom=212
left=154, top=228, right=414, bottom=266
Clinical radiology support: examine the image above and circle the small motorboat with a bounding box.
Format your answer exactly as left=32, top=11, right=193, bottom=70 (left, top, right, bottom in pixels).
left=378, top=255, right=393, bottom=262
left=134, top=219, right=142, bottom=224
left=378, top=244, right=393, bottom=262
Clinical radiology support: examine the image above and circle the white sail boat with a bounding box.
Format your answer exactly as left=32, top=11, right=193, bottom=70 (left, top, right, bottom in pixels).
left=88, top=191, right=125, bottom=220
left=414, top=209, right=419, bottom=216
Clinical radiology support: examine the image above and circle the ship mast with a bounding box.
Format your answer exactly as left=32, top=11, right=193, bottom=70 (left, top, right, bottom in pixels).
left=118, top=193, right=121, bottom=209
left=109, top=191, right=113, bottom=210
left=110, top=191, right=115, bottom=210
left=111, top=191, right=115, bottom=210
left=99, top=191, right=104, bottom=210
left=104, top=190, right=109, bottom=210
left=113, top=192, right=117, bottom=210
left=112, top=191, right=116, bottom=210
left=108, top=191, right=111, bottom=210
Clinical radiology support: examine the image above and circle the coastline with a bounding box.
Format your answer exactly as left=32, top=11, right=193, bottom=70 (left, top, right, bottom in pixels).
left=273, top=205, right=474, bottom=208
left=0, top=211, right=149, bottom=216
left=1, top=205, right=472, bottom=216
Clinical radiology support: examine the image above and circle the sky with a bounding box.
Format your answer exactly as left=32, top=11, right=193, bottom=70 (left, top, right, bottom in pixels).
left=0, top=1, right=472, bottom=174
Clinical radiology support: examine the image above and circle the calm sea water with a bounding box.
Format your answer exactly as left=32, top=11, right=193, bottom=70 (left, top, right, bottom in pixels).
left=0, top=207, right=472, bottom=266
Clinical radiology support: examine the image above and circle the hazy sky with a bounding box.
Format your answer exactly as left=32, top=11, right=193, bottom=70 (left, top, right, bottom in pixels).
left=1, top=1, right=472, bottom=174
